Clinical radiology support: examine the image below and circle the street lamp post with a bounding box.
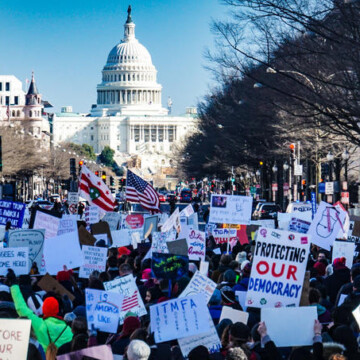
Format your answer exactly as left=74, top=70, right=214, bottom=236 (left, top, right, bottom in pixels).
left=327, top=151, right=334, bottom=203
left=272, top=162, right=278, bottom=202
left=283, top=161, right=289, bottom=210
left=342, top=148, right=349, bottom=183
left=256, top=170, right=261, bottom=199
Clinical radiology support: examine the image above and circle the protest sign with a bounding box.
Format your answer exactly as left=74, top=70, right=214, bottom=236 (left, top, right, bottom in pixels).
left=180, top=204, right=194, bottom=217
left=219, top=306, right=249, bottom=324
left=199, top=261, right=209, bottom=275
left=37, top=273, right=75, bottom=301
left=125, top=214, right=144, bottom=229
left=151, top=231, right=175, bottom=254
left=152, top=252, right=189, bottom=280
left=67, top=192, right=79, bottom=205
left=209, top=194, right=253, bottom=225
left=79, top=246, right=107, bottom=278
left=288, top=217, right=311, bottom=234
left=161, top=207, right=180, bottom=233
left=143, top=215, right=158, bottom=238
left=94, top=233, right=109, bottom=246
left=57, top=216, right=78, bottom=236
left=178, top=314, right=221, bottom=357
left=249, top=220, right=276, bottom=228
left=150, top=294, right=210, bottom=343
left=166, top=238, right=188, bottom=256
left=307, top=201, right=347, bottom=251
left=277, top=212, right=311, bottom=230
left=179, top=270, right=216, bottom=303
left=104, top=274, right=147, bottom=324
left=262, top=307, right=317, bottom=347
left=246, top=227, right=310, bottom=308
left=56, top=345, right=113, bottom=360
left=78, top=225, right=96, bottom=246
left=332, top=240, right=355, bottom=269
left=110, top=229, right=132, bottom=247
left=85, top=206, right=100, bottom=226
left=0, top=319, right=31, bottom=360
left=85, top=288, right=123, bottom=333
left=188, top=212, right=199, bottom=230
left=235, top=291, right=247, bottom=311
left=33, top=210, right=61, bottom=239
left=0, top=247, right=28, bottom=276
left=211, top=227, right=238, bottom=245
left=43, top=232, right=83, bottom=275
left=8, top=229, right=45, bottom=272
left=187, top=230, right=206, bottom=261
left=102, top=212, right=121, bottom=230
left=0, top=200, right=25, bottom=228
left=91, top=222, right=112, bottom=245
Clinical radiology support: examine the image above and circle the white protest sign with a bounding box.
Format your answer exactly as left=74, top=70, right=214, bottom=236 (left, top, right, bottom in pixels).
left=277, top=212, right=311, bottom=230
left=332, top=241, right=355, bottom=269
left=85, top=206, right=100, bottom=226
left=262, top=307, right=317, bottom=347
left=209, top=194, right=253, bottom=225
left=85, top=288, right=123, bottom=333
left=235, top=291, right=247, bottom=311
left=249, top=220, right=276, bottom=229
left=178, top=313, right=221, bottom=357
left=8, top=229, right=45, bottom=272
left=180, top=204, right=194, bottom=217
left=307, top=201, right=347, bottom=251
left=102, top=212, right=121, bottom=230
left=246, top=227, right=310, bottom=308
left=43, top=232, right=83, bottom=275
left=187, top=230, right=206, bottom=261
left=179, top=270, right=216, bottom=303
left=0, top=319, right=31, bottom=359
left=199, top=261, right=209, bottom=276
left=104, top=274, right=147, bottom=324
left=67, top=192, right=79, bottom=206
left=151, top=231, right=175, bottom=254
left=33, top=211, right=60, bottom=239
left=110, top=229, right=132, bottom=247
left=79, top=246, right=108, bottom=279
left=352, top=304, right=360, bottom=328
left=150, top=294, right=210, bottom=343
left=57, top=216, right=78, bottom=236
left=212, top=227, right=238, bottom=245
left=288, top=217, right=311, bottom=234
left=219, top=306, right=249, bottom=324
left=161, top=208, right=180, bottom=233
left=188, top=213, right=199, bottom=230
left=0, top=247, right=29, bottom=276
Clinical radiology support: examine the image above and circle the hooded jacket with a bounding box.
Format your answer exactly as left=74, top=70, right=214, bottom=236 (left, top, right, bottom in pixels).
left=11, top=285, right=73, bottom=351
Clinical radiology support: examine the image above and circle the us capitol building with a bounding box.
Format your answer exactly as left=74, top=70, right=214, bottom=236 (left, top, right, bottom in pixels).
left=52, top=7, right=197, bottom=187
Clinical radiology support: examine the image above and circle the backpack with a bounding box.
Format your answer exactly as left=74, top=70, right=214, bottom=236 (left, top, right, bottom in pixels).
left=45, top=323, right=68, bottom=360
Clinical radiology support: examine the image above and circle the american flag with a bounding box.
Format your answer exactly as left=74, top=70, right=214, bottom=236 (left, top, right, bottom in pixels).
left=125, top=170, right=160, bottom=212
left=121, top=291, right=140, bottom=312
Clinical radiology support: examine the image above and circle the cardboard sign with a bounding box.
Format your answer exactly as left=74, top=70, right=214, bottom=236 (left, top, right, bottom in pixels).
left=143, top=215, right=158, bottom=238
left=219, top=306, right=249, bottom=324
left=0, top=200, right=26, bottom=228
left=85, top=288, right=123, bottom=333
left=246, top=227, right=310, bottom=308
left=125, top=214, right=144, bottom=229
left=161, top=208, right=180, bottom=233
left=152, top=252, right=189, bottom=280
left=33, top=211, right=60, bottom=239
left=79, top=246, right=108, bottom=278
left=43, top=232, right=83, bottom=275
left=307, top=201, right=347, bottom=251
left=102, top=212, right=121, bottom=230
left=91, top=222, right=113, bottom=245
left=8, top=229, right=45, bottom=272
left=211, top=227, right=238, bottom=245
left=332, top=240, right=355, bottom=269
left=37, top=273, right=75, bottom=302
left=209, top=194, right=253, bottom=225
left=150, top=294, right=211, bottom=343
left=78, top=225, right=96, bottom=246
left=288, top=218, right=311, bottom=234
left=178, top=314, right=221, bottom=357
left=104, top=274, right=147, bottom=324
left=56, top=345, right=114, bottom=360
left=262, top=307, right=317, bottom=347
left=0, top=247, right=29, bottom=276
left=179, top=270, right=216, bottom=303
left=57, top=216, right=78, bottom=236
left=151, top=231, right=175, bottom=254
left=0, top=319, right=31, bottom=359
left=187, top=230, right=206, bottom=261
left=166, top=238, right=188, bottom=256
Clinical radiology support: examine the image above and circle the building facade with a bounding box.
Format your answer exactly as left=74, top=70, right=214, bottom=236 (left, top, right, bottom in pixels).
left=52, top=7, right=197, bottom=185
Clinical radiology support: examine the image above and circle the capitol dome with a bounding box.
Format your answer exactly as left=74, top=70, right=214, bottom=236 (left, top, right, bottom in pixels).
left=93, top=6, right=167, bottom=116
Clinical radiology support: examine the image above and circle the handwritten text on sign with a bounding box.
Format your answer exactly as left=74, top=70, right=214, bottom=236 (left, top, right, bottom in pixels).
left=79, top=246, right=107, bottom=278
left=0, top=247, right=29, bottom=276
left=0, top=201, right=26, bottom=228
left=187, top=230, right=206, bottom=261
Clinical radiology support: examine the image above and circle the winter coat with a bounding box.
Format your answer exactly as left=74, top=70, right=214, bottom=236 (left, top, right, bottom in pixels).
left=11, top=285, right=73, bottom=351
left=324, top=268, right=350, bottom=305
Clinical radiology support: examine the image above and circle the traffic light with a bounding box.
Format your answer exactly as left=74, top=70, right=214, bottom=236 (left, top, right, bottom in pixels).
left=70, top=158, right=76, bottom=176
left=259, top=161, right=264, bottom=166
left=119, top=178, right=126, bottom=189
left=211, top=181, right=215, bottom=190
left=95, top=171, right=99, bottom=177
left=289, top=143, right=296, bottom=159
left=78, top=160, right=84, bottom=175
left=110, top=176, right=115, bottom=186
left=102, top=171, right=106, bottom=183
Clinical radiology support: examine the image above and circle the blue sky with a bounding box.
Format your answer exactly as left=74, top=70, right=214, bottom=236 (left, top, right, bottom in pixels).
left=0, top=0, right=225, bottom=115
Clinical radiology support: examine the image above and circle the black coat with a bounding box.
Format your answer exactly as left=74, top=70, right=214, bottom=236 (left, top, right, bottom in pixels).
left=324, top=268, right=350, bottom=305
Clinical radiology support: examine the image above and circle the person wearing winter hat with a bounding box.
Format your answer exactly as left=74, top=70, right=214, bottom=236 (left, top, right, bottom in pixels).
left=221, top=286, right=239, bottom=309
left=112, top=316, right=141, bottom=355
left=233, top=262, right=252, bottom=292
left=10, top=285, right=73, bottom=351
left=126, top=339, right=151, bottom=360
left=235, top=251, right=247, bottom=266
left=188, top=345, right=210, bottom=360
left=209, top=288, right=223, bottom=325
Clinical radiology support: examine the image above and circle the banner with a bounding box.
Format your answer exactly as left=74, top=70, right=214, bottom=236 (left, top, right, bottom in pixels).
left=104, top=274, right=147, bottom=324
left=187, top=230, right=206, bottom=261
left=152, top=252, right=188, bottom=280
left=150, top=294, right=210, bottom=343
left=85, top=288, right=123, bottom=333
left=246, top=227, right=310, bottom=308
left=0, top=247, right=29, bottom=276
left=179, top=270, right=216, bottom=303
left=0, top=200, right=25, bottom=228
left=209, top=195, right=252, bottom=225
left=0, top=319, right=31, bottom=360
left=79, top=246, right=108, bottom=278
left=33, top=211, right=60, bottom=239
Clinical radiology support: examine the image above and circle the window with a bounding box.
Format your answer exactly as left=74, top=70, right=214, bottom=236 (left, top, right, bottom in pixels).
left=158, top=125, right=164, bottom=142
left=5, top=96, right=9, bottom=105
left=134, top=125, right=140, bottom=142
left=16, top=110, right=20, bottom=117
left=144, top=126, right=149, bottom=142
left=29, top=111, right=32, bottom=117
left=5, top=82, right=10, bottom=91
left=117, top=145, right=120, bottom=150
left=90, top=127, right=93, bottom=130
left=168, top=126, right=174, bottom=142
left=11, top=110, right=15, bottom=117
left=151, top=125, right=156, bottom=142
left=0, top=83, right=2, bottom=91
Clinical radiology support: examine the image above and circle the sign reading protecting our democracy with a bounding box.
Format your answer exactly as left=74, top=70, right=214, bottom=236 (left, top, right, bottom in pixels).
left=209, top=194, right=253, bottom=225
left=0, top=247, right=29, bottom=276
left=246, top=227, right=310, bottom=308
left=79, top=246, right=108, bottom=279
left=0, top=200, right=26, bottom=228
left=187, top=230, right=206, bottom=261
left=150, top=294, right=211, bottom=343
left=85, top=288, right=123, bottom=333
left=152, top=252, right=189, bottom=280
left=0, top=319, right=31, bottom=360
